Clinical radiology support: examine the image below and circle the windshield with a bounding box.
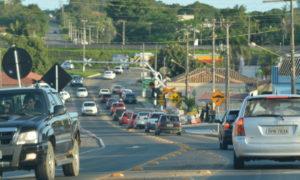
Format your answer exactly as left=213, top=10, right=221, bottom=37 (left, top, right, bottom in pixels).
left=0, top=92, right=47, bottom=117
left=150, top=113, right=163, bottom=119
left=245, top=97, right=300, bottom=117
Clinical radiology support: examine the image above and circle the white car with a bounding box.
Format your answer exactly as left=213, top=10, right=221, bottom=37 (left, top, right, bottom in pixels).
left=81, top=101, right=98, bottom=116
left=103, top=71, right=116, bottom=80
left=232, top=94, right=300, bottom=169
left=134, top=112, right=150, bottom=129
left=99, top=88, right=111, bottom=96
left=113, top=66, right=124, bottom=74
left=60, top=90, right=71, bottom=102
left=61, top=60, right=75, bottom=70
left=76, top=87, right=88, bottom=97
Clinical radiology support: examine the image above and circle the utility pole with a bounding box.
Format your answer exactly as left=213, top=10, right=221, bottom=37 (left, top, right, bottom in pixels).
left=155, top=44, right=158, bottom=71
left=290, top=0, right=296, bottom=94
left=60, top=1, right=65, bottom=27
left=225, top=21, right=231, bottom=112
left=82, top=19, right=87, bottom=72
left=248, top=16, right=251, bottom=45
left=193, top=26, right=196, bottom=58
left=212, top=19, right=216, bottom=101
left=122, top=20, right=126, bottom=47
left=185, top=32, right=190, bottom=100
left=89, top=26, right=92, bottom=44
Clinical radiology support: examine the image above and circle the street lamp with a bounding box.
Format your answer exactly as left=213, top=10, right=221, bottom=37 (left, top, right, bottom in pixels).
left=249, top=42, right=281, bottom=57
left=171, top=59, right=188, bottom=100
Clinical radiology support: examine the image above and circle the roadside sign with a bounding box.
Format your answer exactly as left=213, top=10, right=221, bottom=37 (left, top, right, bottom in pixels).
left=169, top=92, right=181, bottom=103
left=2, top=47, right=32, bottom=79
left=157, top=94, right=165, bottom=105
left=211, top=90, right=225, bottom=106
left=41, top=63, right=72, bottom=92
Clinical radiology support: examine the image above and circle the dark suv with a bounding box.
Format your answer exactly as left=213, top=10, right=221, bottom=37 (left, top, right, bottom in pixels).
left=155, top=114, right=182, bottom=136
left=218, top=109, right=239, bottom=150
left=0, top=87, right=80, bottom=179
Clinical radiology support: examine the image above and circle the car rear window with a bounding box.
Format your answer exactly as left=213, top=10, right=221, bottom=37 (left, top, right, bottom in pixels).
left=150, top=113, right=162, bottom=119
left=227, top=111, right=239, bottom=122
left=84, top=103, right=95, bottom=106
left=244, top=97, right=300, bottom=117
left=78, top=89, right=86, bottom=92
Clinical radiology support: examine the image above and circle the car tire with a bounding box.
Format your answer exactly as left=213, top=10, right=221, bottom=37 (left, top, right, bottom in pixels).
left=63, top=139, right=80, bottom=176
left=35, top=141, right=55, bottom=180
left=220, top=139, right=228, bottom=150
left=177, top=132, right=181, bottom=136
left=233, top=151, right=244, bottom=169
left=145, top=129, right=150, bottom=133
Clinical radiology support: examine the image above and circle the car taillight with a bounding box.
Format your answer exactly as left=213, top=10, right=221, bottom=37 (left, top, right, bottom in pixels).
left=234, top=118, right=245, bottom=136
left=224, top=123, right=230, bottom=130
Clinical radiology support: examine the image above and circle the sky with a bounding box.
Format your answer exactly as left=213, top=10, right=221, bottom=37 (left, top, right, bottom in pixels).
left=22, top=0, right=295, bottom=12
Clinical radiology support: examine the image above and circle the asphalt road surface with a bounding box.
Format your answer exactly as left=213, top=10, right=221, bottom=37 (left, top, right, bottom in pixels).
left=4, top=69, right=300, bottom=179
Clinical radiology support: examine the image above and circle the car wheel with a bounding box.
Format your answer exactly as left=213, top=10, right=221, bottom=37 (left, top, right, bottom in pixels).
left=154, top=130, right=160, bottom=136
left=233, top=151, right=244, bottom=169
left=145, top=129, right=150, bottom=133
left=220, top=138, right=228, bottom=150
left=63, top=139, right=80, bottom=176
left=176, top=132, right=181, bottom=136
left=35, top=141, right=55, bottom=180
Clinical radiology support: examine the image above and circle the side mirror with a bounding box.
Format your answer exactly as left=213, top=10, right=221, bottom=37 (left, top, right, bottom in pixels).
left=54, top=105, right=66, bottom=116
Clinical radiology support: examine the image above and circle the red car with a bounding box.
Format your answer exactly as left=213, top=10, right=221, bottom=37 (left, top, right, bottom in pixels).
left=110, top=102, right=126, bottom=115
left=119, top=111, right=134, bottom=125
left=127, top=113, right=137, bottom=129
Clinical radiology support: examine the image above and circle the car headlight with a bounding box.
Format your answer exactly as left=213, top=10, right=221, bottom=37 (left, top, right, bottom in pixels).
left=17, top=131, right=38, bottom=145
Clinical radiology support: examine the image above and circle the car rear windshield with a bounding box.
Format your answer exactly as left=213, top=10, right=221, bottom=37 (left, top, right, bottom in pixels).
left=150, top=113, right=162, bottom=119
left=227, top=111, right=239, bottom=122
left=78, top=89, right=86, bottom=92
left=84, top=103, right=95, bottom=107
left=103, top=94, right=111, bottom=98
left=244, top=97, right=300, bottom=117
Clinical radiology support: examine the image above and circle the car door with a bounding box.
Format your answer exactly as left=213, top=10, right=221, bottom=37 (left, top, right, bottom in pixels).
left=49, top=92, right=72, bottom=155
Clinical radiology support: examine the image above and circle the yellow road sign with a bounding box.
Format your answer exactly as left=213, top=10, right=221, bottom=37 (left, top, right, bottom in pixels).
left=211, top=90, right=225, bottom=106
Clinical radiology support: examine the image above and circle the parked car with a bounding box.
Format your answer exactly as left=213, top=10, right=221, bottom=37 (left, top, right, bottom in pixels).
left=119, top=111, right=134, bottom=125
left=103, top=71, right=116, bottom=80
left=113, top=66, right=124, bottom=74
left=106, top=98, right=118, bottom=110
left=123, top=93, right=137, bottom=104
left=113, top=108, right=126, bottom=121
left=232, top=95, right=300, bottom=169
left=76, top=87, right=88, bottom=97
left=0, top=86, right=80, bottom=179
left=111, top=85, right=123, bottom=94
left=110, top=102, right=126, bottom=115
left=218, top=109, right=239, bottom=150
left=134, top=112, right=150, bottom=129
left=154, top=114, right=182, bottom=136
left=145, top=112, right=165, bottom=133
left=81, top=101, right=98, bottom=116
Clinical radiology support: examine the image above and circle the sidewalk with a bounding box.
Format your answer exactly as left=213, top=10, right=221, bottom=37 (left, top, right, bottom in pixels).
left=183, top=123, right=219, bottom=137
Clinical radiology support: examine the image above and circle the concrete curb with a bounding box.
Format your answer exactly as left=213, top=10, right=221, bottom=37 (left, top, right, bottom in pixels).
left=87, top=73, right=101, bottom=78
left=80, top=127, right=105, bottom=149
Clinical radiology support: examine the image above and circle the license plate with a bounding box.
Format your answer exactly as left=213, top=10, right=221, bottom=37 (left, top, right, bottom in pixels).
left=266, top=126, right=289, bottom=135
left=167, top=124, right=173, bottom=128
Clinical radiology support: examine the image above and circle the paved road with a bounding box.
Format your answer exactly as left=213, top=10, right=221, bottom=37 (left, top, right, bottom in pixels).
left=5, top=69, right=300, bottom=179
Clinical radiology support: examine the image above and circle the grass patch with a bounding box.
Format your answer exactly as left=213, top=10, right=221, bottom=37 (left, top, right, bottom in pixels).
left=66, top=69, right=100, bottom=78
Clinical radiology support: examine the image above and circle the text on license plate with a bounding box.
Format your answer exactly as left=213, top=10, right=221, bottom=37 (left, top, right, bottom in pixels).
left=167, top=124, right=173, bottom=128
left=266, top=126, right=289, bottom=135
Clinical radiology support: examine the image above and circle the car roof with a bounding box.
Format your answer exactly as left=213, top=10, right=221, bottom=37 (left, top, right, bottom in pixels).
left=0, top=86, right=54, bottom=94
left=83, top=101, right=96, bottom=104
left=246, top=94, right=300, bottom=100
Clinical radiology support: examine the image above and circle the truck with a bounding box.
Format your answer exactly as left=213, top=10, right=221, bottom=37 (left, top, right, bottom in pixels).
left=0, top=86, right=80, bottom=179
